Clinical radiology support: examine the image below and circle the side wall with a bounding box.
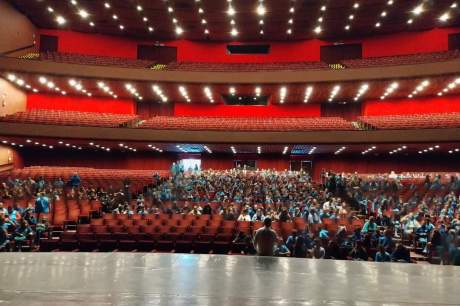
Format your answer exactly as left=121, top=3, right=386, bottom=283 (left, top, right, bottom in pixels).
left=0, top=78, right=27, bottom=117
left=0, top=1, right=36, bottom=56
left=0, top=145, right=22, bottom=172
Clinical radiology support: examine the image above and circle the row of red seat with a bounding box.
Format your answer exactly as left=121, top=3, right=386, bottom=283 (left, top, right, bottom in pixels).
left=39, top=216, right=364, bottom=253
left=39, top=51, right=155, bottom=69
left=358, top=112, right=460, bottom=130
left=165, top=61, right=330, bottom=71
left=139, top=116, right=355, bottom=131
left=0, top=109, right=138, bottom=127
left=343, top=50, right=460, bottom=69
left=0, top=166, right=167, bottom=195
left=29, top=50, right=460, bottom=71
left=3, top=109, right=460, bottom=131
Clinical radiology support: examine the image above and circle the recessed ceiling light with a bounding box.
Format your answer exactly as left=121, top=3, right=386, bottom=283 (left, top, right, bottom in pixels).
left=439, top=12, right=450, bottom=22
left=313, top=26, right=322, bottom=34
left=231, top=28, right=238, bottom=36
left=256, top=4, right=266, bottom=16
left=78, top=9, right=89, bottom=19
left=227, top=5, right=235, bottom=16
left=56, top=15, right=66, bottom=25
left=7, top=74, right=17, bottom=82
left=175, top=26, right=184, bottom=35
left=412, top=4, right=424, bottom=15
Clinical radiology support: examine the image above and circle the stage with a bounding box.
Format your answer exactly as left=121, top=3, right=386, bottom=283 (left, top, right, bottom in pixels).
left=0, top=253, right=459, bottom=306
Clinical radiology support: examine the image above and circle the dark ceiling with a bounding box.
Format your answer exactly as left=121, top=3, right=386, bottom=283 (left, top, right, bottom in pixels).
left=8, top=0, right=460, bottom=41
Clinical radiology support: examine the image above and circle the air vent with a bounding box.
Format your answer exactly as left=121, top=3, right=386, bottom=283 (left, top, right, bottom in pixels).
left=227, top=44, right=270, bottom=54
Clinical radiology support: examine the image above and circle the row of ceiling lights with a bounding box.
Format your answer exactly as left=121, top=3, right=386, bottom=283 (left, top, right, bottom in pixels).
left=41, top=1, right=458, bottom=38
left=1, top=139, right=458, bottom=156
left=389, top=145, right=407, bottom=155
left=5, top=74, right=460, bottom=103
left=418, top=145, right=440, bottom=154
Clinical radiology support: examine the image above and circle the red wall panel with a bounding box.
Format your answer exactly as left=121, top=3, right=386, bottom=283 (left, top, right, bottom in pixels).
left=38, top=28, right=460, bottom=63
left=201, top=156, right=234, bottom=170
left=362, top=28, right=459, bottom=58
left=39, top=29, right=138, bottom=58
left=19, top=149, right=174, bottom=170
left=174, top=103, right=321, bottom=117
left=363, top=96, right=460, bottom=116
left=167, top=39, right=324, bottom=63
left=27, top=93, right=135, bottom=114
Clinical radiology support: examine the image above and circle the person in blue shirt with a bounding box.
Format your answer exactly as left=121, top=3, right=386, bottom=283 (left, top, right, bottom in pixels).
left=35, top=192, right=50, bottom=221
left=285, top=230, right=298, bottom=253
left=378, top=229, right=395, bottom=252
left=416, top=218, right=434, bottom=248
left=274, top=240, right=291, bottom=257
left=69, top=173, right=81, bottom=188
left=375, top=245, right=391, bottom=262
left=319, top=227, right=329, bottom=239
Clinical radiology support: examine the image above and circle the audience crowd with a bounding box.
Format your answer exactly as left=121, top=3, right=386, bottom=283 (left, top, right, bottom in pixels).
left=0, top=168, right=459, bottom=265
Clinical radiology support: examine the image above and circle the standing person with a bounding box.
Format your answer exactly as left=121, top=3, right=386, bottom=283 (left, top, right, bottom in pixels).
left=253, top=217, right=278, bottom=256
left=170, top=162, right=178, bottom=177
left=34, top=192, right=49, bottom=221
left=69, top=173, right=81, bottom=189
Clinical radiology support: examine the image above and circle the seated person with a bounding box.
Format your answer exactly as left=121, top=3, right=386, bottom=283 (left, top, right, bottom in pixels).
left=0, top=218, right=9, bottom=251
left=292, top=236, right=308, bottom=258
left=391, top=243, right=411, bottom=263
left=349, top=240, right=369, bottom=261
left=13, top=219, right=32, bottom=251
left=375, top=245, right=391, bottom=262
left=274, top=239, right=291, bottom=257
left=311, top=239, right=325, bottom=259
left=361, top=216, right=377, bottom=234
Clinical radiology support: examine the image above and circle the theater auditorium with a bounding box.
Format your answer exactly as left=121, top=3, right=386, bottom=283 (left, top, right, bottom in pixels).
left=0, top=0, right=460, bottom=305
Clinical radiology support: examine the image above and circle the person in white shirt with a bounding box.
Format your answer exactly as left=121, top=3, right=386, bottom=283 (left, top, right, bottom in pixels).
left=237, top=209, right=252, bottom=221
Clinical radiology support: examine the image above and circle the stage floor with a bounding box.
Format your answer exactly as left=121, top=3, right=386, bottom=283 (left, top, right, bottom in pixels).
left=0, top=253, right=459, bottom=306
